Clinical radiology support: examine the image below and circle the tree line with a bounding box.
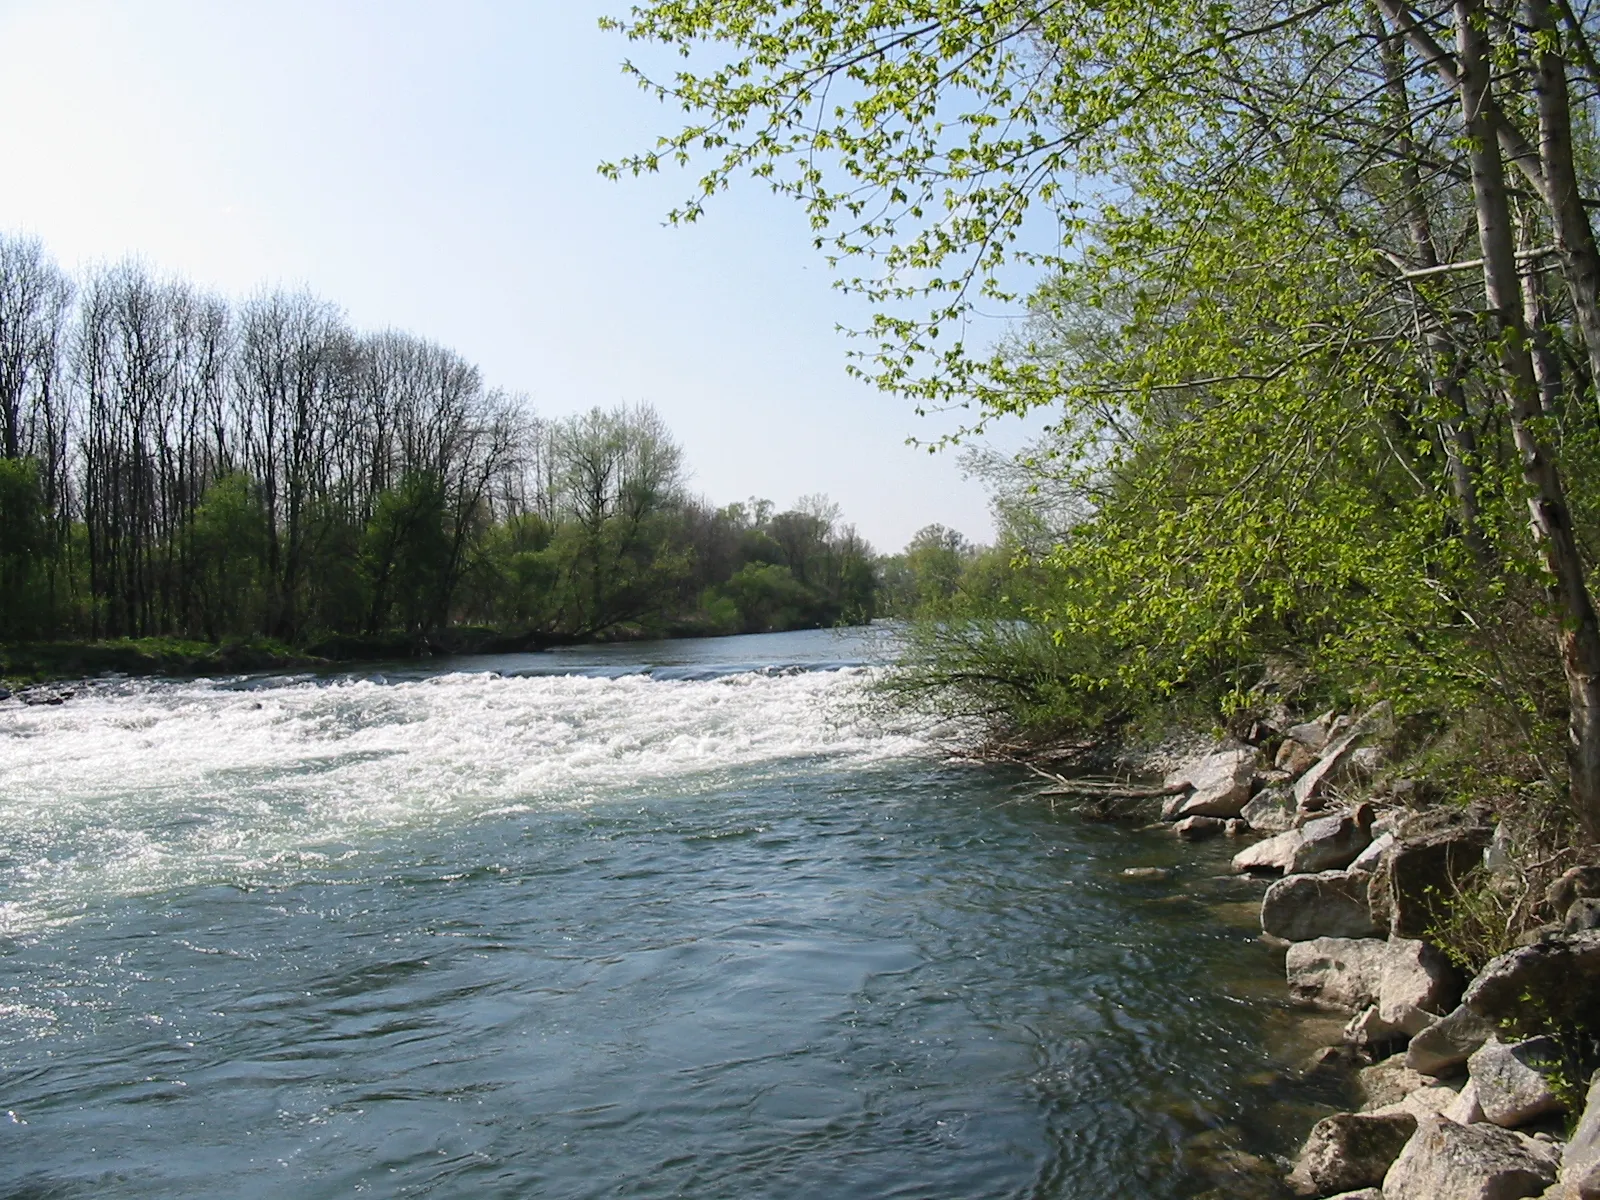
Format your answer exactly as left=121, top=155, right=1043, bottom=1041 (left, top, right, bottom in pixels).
left=607, top=0, right=1600, bottom=839
left=0, top=236, right=877, bottom=649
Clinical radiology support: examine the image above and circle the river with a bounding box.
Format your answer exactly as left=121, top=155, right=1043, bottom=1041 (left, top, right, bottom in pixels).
left=0, top=628, right=1342, bottom=1198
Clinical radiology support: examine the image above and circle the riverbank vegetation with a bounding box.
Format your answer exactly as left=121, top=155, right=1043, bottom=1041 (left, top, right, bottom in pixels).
left=0, top=237, right=878, bottom=665
left=605, top=0, right=1600, bottom=848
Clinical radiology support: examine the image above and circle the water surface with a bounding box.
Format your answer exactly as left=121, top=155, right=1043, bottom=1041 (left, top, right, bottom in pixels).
left=0, top=629, right=1335, bottom=1198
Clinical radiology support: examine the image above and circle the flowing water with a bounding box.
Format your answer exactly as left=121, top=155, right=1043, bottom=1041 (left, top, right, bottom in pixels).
left=0, top=629, right=1344, bottom=1198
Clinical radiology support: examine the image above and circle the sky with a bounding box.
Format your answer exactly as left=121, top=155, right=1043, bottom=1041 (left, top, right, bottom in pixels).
left=0, top=0, right=1045, bottom=553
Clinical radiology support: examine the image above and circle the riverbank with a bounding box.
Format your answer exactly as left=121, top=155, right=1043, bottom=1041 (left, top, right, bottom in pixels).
left=1048, top=700, right=1600, bottom=1197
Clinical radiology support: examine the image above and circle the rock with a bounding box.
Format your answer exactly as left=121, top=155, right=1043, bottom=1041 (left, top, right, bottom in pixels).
left=1566, top=898, right=1600, bottom=935
left=1351, top=831, right=1396, bottom=875
left=1382, top=1113, right=1559, bottom=1199
left=1368, top=822, right=1493, bottom=938
left=1241, top=785, right=1298, bottom=833
left=1288, top=936, right=1392, bottom=1012
left=1557, top=1071, right=1600, bottom=1199
left=1296, top=703, right=1394, bottom=810
left=1445, top=1079, right=1486, bottom=1125
left=1173, top=815, right=1227, bottom=840
left=1346, top=1004, right=1408, bottom=1049
left=1323, top=1191, right=1383, bottom=1200
left=1224, top=817, right=1247, bottom=837
left=1121, top=866, right=1175, bottom=880
left=1307, top=1042, right=1372, bottom=1078
left=1372, top=1084, right=1465, bottom=1121
left=1547, top=866, right=1600, bottom=919
left=1468, top=1036, right=1566, bottom=1128
left=1168, top=747, right=1259, bottom=818
left=1262, top=869, right=1382, bottom=942
left=1293, top=805, right=1376, bottom=874
left=1407, top=1004, right=1497, bottom=1076
left=1287, top=717, right=1335, bottom=752
left=1361, top=1053, right=1432, bottom=1109
left=1278, top=738, right=1321, bottom=777
left=1463, top=932, right=1600, bottom=1035
left=1290, top=1110, right=1418, bottom=1195
left=1378, top=937, right=1463, bottom=1036
left=1286, top=936, right=1458, bottom=1027
left=1347, top=744, right=1387, bottom=779
left=1234, top=827, right=1305, bottom=874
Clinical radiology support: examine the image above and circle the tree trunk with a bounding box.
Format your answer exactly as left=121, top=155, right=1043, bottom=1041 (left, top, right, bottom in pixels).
left=1457, top=0, right=1600, bottom=842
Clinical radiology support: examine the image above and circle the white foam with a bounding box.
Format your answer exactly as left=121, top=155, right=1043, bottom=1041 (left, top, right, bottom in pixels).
left=0, top=668, right=929, bottom=930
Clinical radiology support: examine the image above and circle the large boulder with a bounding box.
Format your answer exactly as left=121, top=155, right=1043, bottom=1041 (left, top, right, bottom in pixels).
left=1289, top=1110, right=1417, bottom=1196
left=1262, top=869, right=1382, bottom=942
left=1547, top=866, right=1600, bottom=919
left=1407, top=1004, right=1497, bottom=1076
left=1466, top=1036, right=1566, bottom=1128
left=1241, top=785, right=1298, bottom=833
left=1234, top=827, right=1305, bottom=874
left=1295, top=806, right=1377, bottom=874
left=1383, top=1114, right=1559, bottom=1199
left=1286, top=936, right=1459, bottom=1029
left=1287, top=936, right=1393, bottom=1012
left=1556, top=1070, right=1600, bottom=1199
left=1295, top=702, right=1395, bottom=811
left=1167, top=747, right=1259, bottom=818
left=1368, top=821, right=1493, bottom=938
left=1463, top=932, right=1600, bottom=1036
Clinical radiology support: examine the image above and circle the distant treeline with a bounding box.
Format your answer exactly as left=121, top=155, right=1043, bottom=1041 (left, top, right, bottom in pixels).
left=0, top=234, right=882, bottom=647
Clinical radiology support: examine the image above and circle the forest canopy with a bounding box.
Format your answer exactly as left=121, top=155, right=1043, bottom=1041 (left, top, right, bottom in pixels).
left=603, top=0, right=1600, bottom=839
left=0, top=237, right=879, bottom=652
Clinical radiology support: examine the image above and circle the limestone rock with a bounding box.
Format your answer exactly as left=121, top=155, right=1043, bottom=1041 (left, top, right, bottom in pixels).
left=1350, top=831, right=1396, bottom=876
left=1262, top=869, right=1382, bottom=942
left=1278, top=738, right=1321, bottom=777
left=1368, top=821, right=1493, bottom=938
left=1373, top=1084, right=1465, bottom=1121
left=1287, top=937, right=1392, bottom=1012
left=1546, top=866, right=1600, bottom=919
left=1169, top=747, right=1259, bottom=818
left=1234, top=827, right=1305, bottom=874
left=1290, top=1110, right=1418, bottom=1196
left=1383, top=1114, right=1559, bottom=1199
left=1378, top=937, right=1462, bottom=1036
left=1468, top=1036, right=1566, bottom=1128
left=1361, top=1053, right=1431, bottom=1110
left=1407, top=1004, right=1497, bottom=1076
left=1294, top=806, right=1376, bottom=874
left=1445, top=1079, right=1485, bottom=1126
left=1286, top=716, right=1335, bottom=752
left=1557, top=1071, right=1600, bottom=1200
left=1173, top=815, right=1227, bottom=840
left=1463, top=932, right=1600, bottom=1035
left=1241, top=785, right=1298, bottom=834
left=1295, top=703, right=1394, bottom=810
left=1566, top=897, right=1600, bottom=935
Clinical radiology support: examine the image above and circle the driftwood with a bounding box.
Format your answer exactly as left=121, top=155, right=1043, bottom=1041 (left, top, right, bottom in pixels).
left=1024, top=763, right=1188, bottom=801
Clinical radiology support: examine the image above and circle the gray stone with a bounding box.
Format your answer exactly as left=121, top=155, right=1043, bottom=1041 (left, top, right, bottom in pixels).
left=1234, top=827, right=1305, bottom=874
left=1407, top=1004, right=1497, bottom=1076
left=1241, top=785, right=1297, bottom=833
left=1445, top=1079, right=1485, bottom=1125
left=1468, top=1036, right=1566, bottom=1128
left=1296, top=703, right=1395, bottom=810
left=1278, top=738, right=1321, bottom=777
left=1322, top=1191, right=1382, bottom=1200
left=1378, top=937, right=1462, bottom=1036
left=1383, top=1113, right=1559, bottom=1199
left=1286, top=717, right=1335, bottom=752
left=1290, top=1110, right=1418, bottom=1196
left=1546, top=866, right=1600, bottom=919
left=1345, top=1004, right=1408, bottom=1049
left=1361, top=1053, right=1432, bottom=1109
left=1350, top=831, right=1396, bottom=875
left=1168, top=747, right=1259, bottom=818
left=1173, top=815, right=1227, bottom=840
left=1557, top=1071, right=1600, bottom=1199
left=1287, top=936, right=1392, bottom=1012
left=1370, top=1084, right=1465, bottom=1121
left=1293, top=806, right=1376, bottom=874
left=1566, top=898, right=1600, bottom=935
left=1369, top=822, right=1494, bottom=938
left=1463, top=932, right=1600, bottom=1036
left=1262, top=869, right=1382, bottom=941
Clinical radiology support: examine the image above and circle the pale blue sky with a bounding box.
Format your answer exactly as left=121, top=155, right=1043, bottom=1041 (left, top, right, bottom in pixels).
left=0, top=0, right=1039, bottom=552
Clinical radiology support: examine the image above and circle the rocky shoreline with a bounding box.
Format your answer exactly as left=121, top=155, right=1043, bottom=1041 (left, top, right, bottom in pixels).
left=1084, top=703, right=1600, bottom=1199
